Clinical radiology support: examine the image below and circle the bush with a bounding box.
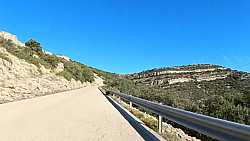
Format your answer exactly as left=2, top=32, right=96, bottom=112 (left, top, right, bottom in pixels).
left=58, top=61, right=94, bottom=83
left=40, top=54, right=61, bottom=69
left=57, top=70, right=74, bottom=81
left=25, top=39, right=43, bottom=56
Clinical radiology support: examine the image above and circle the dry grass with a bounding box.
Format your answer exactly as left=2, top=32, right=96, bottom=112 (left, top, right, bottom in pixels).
left=113, top=97, right=158, bottom=131
left=0, top=52, right=12, bottom=63
left=112, top=97, right=194, bottom=141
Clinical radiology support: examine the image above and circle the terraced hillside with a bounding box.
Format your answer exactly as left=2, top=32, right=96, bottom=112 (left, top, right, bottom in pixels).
left=105, top=64, right=250, bottom=126
left=127, top=64, right=236, bottom=86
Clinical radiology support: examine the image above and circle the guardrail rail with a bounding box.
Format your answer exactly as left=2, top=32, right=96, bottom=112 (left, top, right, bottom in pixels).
left=99, top=87, right=250, bottom=141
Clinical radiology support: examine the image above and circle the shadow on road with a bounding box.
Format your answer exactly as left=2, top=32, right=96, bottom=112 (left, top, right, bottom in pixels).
left=106, top=96, right=160, bottom=141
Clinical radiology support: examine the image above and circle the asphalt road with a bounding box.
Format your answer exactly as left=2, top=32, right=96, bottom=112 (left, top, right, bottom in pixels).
left=0, top=86, right=145, bottom=141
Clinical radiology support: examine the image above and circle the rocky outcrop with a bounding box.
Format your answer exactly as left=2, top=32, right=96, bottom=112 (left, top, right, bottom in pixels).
left=54, top=62, right=64, bottom=73
left=0, top=47, right=98, bottom=104
left=128, top=64, right=232, bottom=87
left=0, top=31, right=25, bottom=47
left=56, top=55, right=70, bottom=61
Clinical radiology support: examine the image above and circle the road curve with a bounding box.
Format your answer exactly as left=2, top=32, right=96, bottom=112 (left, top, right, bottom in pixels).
left=0, top=86, right=145, bottom=141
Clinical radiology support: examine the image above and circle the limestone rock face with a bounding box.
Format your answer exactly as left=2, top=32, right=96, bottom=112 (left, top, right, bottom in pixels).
left=56, top=55, right=70, bottom=61
left=0, top=47, right=91, bottom=104
left=54, top=62, right=64, bottom=73
left=0, top=31, right=25, bottom=47
left=127, top=64, right=231, bottom=87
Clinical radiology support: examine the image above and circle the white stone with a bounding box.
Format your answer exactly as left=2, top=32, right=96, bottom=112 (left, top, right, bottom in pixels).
left=0, top=31, right=25, bottom=47
left=56, top=55, right=70, bottom=61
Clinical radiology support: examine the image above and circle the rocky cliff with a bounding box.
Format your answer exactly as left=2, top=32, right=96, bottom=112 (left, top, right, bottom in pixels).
left=127, top=64, right=242, bottom=88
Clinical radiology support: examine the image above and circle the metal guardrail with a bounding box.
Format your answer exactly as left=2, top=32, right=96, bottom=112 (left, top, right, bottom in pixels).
left=99, top=87, right=250, bottom=141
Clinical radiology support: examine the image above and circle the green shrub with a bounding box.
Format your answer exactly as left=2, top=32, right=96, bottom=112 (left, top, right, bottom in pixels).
left=59, top=61, right=94, bottom=83
left=40, top=54, right=61, bottom=69
left=25, top=39, right=43, bottom=56
left=57, top=70, right=74, bottom=81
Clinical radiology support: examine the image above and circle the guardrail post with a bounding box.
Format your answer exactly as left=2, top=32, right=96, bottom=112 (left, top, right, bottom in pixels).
left=158, top=102, right=163, bottom=134
left=158, top=115, right=162, bottom=134
left=129, top=101, right=132, bottom=108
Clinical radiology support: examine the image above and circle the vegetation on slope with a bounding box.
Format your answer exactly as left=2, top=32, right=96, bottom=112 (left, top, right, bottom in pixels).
left=0, top=37, right=95, bottom=83
left=105, top=70, right=250, bottom=125
left=103, top=68, right=250, bottom=141
left=57, top=61, right=94, bottom=82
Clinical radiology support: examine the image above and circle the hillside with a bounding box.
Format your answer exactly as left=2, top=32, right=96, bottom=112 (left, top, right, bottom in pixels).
left=105, top=64, right=250, bottom=126
left=127, top=64, right=231, bottom=86
left=0, top=31, right=102, bottom=104
left=102, top=64, right=250, bottom=140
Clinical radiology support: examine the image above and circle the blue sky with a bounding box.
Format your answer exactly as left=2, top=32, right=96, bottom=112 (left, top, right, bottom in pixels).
left=0, top=0, right=250, bottom=74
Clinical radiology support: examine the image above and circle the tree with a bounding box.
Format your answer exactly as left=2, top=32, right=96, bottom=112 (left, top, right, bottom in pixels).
left=25, top=39, right=43, bottom=55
